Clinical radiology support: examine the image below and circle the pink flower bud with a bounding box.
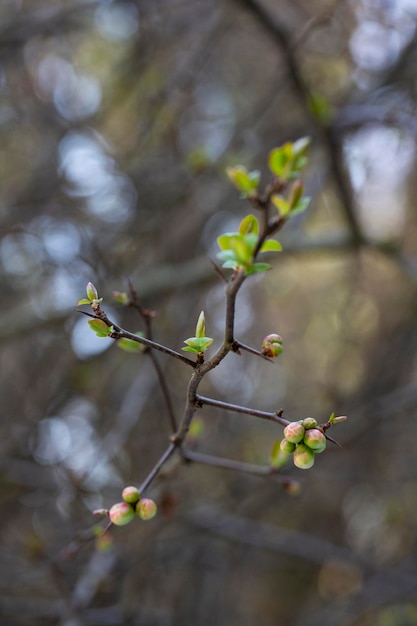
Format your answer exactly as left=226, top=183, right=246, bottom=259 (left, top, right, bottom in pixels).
left=109, top=502, right=135, bottom=526
left=122, top=486, right=140, bottom=504
left=261, top=334, right=283, bottom=358
left=302, top=417, right=317, bottom=430
left=303, top=429, right=326, bottom=453
left=293, top=444, right=315, bottom=469
left=136, top=498, right=157, bottom=521
left=283, top=421, right=305, bottom=444
left=280, top=438, right=296, bottom=454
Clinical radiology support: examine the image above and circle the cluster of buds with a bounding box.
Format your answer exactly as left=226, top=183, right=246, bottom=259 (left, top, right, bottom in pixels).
left=94, top=486, right=158, bottom=527
left=281, top=418, right=326, bottom=470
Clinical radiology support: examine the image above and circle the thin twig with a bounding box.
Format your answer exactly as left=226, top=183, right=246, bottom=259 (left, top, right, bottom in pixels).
left=182, top=448, right=290, bottom=481
left=139, top=442, right=177, bottom=495
left=234, top=340, right=273, bottom=362
left=196, top=394, right=290, bottom=427
left=91, top=308, right=196, bottom=368
left=127, top=282, right=178, bottom=432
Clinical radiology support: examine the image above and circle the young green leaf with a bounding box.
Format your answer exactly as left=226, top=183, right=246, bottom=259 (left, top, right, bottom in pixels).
left=271, top=195, right=290, bottom=217
left=290, top=197, right=310, bottom=216
left=238, top=214, right=259, bottom=236
left=88, top=319, right=111, bottom=337
left=118, top=332, right=145, bottom=353
left=182, top=335, right=214, bottom=354
left=251, top=262, right=272, bottom=273
left=226, top=166, right=260, bottom=198
left=268, top=143, right=294, bottom=181
left=259, top=240, right=282, bottom=253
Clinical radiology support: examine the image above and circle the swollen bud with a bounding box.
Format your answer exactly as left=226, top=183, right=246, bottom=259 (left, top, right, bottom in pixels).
left=86, top=282, right=99, bottom=301
left=109, top=502, right=135, bottom=526
left=136, top=498, right=157, bottom=521
left=195, top=311, right=206, bottom=339
left=283, top=421, right=305, bottom=444
left=122, top=486, right=140, bottom=504
left=113, top=291, right=129, bottom=305
left=303, top=428, right=326, bottom=453
left=262, top=334, right=283, bottom=358
left=302, top=417, right=317, bottom=430
left=293, top=444, right=315, bottom=470
left=280, top=438, right=296, bottom=454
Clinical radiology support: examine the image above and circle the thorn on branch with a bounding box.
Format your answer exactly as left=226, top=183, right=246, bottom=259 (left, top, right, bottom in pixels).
left=210, top=258, right=228, bottom=283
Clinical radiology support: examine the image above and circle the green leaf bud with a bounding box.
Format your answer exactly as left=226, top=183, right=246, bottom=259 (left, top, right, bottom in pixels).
left=122, top=486, right=140, bottom=504
left=136, top=498, right=157, bottom=521
left=86, top=282, right=98, bottom=301
left=293, top=443, right=315, bottom=470
left=283, top=421, right=305, bottom=444
left=195, top=311, right=206, bottom=338
left=112, top=291, right=129, bottom=305
left=109, top=502, right=135, bottom=526
left=93, top=508, right=109, bottom=517
left=332, top=415, right=348, bottom=424
left=303, top=428, right=326, bottom=453
left=302, top=417, right=317, bottom=430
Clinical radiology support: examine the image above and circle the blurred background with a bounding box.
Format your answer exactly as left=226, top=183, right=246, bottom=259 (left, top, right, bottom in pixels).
left=2, top=0, right=417, bottom=624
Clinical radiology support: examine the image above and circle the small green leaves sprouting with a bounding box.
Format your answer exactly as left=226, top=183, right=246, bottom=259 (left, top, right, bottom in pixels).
left=77, top=282, right=103, bottom=311
left=226, top=166, right=260, bottom=198
left=221, top=138, right=311, bottom=274
left=217, top=215, right=282, bottom=275
left=268, top=137, right=310, bottom=182
left=182, top=311, right=213, bottom=355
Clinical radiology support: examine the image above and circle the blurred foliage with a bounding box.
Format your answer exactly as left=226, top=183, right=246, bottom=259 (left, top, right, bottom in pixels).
left=2, top=1, right=417, bottom=625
